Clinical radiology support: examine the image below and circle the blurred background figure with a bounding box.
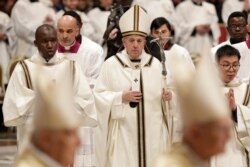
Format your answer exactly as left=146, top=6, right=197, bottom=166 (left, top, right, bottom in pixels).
left=222, top=0, right=250, bottom=24
left=77, top=0, right=93, bottom=13
left=0, top=11, right=17, bottom=88
left=11, top=0, right=57, bottom=58
left=134, top=0, right=176, bottom=23
left=172, top=0, right=220, bottom=63
left=87, top=0, right=113, bottom=45
left=0, top=1, right=17, bottom=142
left=56, top=0, right=96, bottom=40
left=0, top=0, right=17, bottom=16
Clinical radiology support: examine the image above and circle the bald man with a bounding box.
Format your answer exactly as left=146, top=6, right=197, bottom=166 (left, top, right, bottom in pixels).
left=56, top=12, right=103, bottom=167
left=57, top=12, right=103, bottom=88
left=3, top=24, right=97, bottom=149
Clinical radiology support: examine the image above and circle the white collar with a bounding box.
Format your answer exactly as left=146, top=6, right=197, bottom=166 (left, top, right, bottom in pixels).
left=29, top=144, right=62, bottom=167
left=30, top=51, right=61, bottom=64
left=64, top=40, right=76, bottom=51
left=224, top=77, right=242, bottom=87
left=181, top=143, right=210, bottom=167
left=117, top=49, right=152, bottom=68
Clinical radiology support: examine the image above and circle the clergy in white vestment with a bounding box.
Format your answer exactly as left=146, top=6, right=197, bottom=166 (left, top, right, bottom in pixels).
left=231, top=41, right=250, bottom=81
left=57, top=11, right=103, bottom=88
left=0, top=11, right=17, bottom=85
left=56, top=11, right=103, bottom=167
left=211, top=12, right=250, bottom=80
left=94, top=5, right=174, bottom=167
left=2, top=24, right=97, bottom=150
left=13, top=77, right=81, bottom=167
left=143, top=0, right=175, bottom=23
left=212, top=11, right=247, bottom=55
left=150, top=17, right=195, bottom=142
left=150, top=17, right=195, bottom=70
left=153, top=45, right=231, bottom=167
left=55, top=0, right=96, bottom=40
left=87, top=0, right=112, bottom=45
left=222, top=0, right=244, bottom=24
left=172, top=0, right=220, bottom=58
left=210, top=45, right=250, bottom=167
left=11, top=0, right=56, bottom=57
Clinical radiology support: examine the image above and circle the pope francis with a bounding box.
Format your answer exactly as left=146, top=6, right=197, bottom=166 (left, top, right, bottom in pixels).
left=94, top=5, right=174, bottom=167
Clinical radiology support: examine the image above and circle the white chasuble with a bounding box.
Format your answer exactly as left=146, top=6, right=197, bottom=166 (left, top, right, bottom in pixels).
left=3, top=53, right=97, bottom=148
left=211, top=78, right=250, bottom=167
left=94, top=50, right=171, bottom=167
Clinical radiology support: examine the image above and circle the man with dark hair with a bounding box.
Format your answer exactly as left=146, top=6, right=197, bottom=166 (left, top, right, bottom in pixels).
left=226, top=11, right=247, bottom=44
left=150, top=17, right=194, bottom=69
left=210, top=44, right=250, bottom=167
left=215, top=44, right=241, bottom=62
left=212, top=11, right=247, bottom=53
left=56, top=0, right=96, bottom=40
left=3, top=24, right=97, bottom=150
left=11, top=0, right=57, bottom=57
left=212, top=11, right=250, bottom=80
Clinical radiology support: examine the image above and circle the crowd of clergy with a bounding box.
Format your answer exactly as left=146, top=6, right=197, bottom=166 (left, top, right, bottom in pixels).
left=1, top=0, right=250, bottom=167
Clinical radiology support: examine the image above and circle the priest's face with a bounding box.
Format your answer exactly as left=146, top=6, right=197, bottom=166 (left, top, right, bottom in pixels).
left=227, top=16, right=247, bottom=41
left=34, top=26, right=58, bottom=60
left=189, top=117, right=231, bottom=160
left=100, top=0, right=113, bottom=8
left=218, top=55, right=240, bottom=83
left=199, top=118, right=231, bottom=158
left=122, top=35, right=146, bottom=60
left=151, top=24, right=171, bottom=45
left=39, top=128, right=80, bottom=166
left=151, top=24, right=171, bottom=39
left=57, top=15, right=80, bottom=47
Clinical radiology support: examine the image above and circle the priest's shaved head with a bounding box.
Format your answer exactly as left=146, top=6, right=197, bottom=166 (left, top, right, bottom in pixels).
left=57, top=15, right=80, bottom=47
left=34, top=24, right=58, bottom=62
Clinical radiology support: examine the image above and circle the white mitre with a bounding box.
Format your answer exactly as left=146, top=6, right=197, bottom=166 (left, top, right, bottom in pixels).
left=119, top=5, right=150, bottom=37
left=172, top=47, right=230, bottom=125
left=32, top=79, right=80, bottom=130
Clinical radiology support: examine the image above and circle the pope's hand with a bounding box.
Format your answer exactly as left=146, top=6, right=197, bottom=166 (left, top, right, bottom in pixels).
left=122, top=88, right=142, bottom=103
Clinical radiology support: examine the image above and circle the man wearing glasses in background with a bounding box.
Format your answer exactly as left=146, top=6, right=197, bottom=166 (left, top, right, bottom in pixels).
left=211, top=44, right=250, bottom=167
